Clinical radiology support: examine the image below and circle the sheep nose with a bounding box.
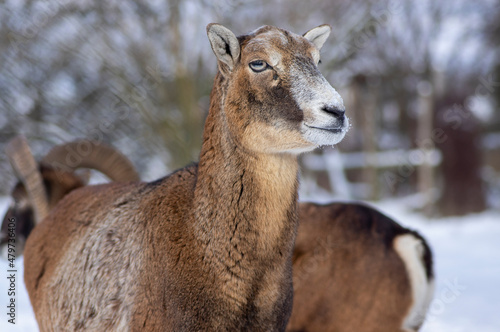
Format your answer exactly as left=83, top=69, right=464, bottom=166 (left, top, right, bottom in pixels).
left=322, top=105, right=345, bottom=118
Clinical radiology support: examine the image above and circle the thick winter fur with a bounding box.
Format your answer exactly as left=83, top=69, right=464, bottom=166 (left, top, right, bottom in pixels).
left=24, top=24, right=348, bottom=331
left=1, top=166, right=86, bottom=258
left=4, top=148, right=435, bottom=331
left=1, top=139, right=140, bottom=258
left=287, top=202, right=434, bottom=332
left=5, top=164, right=434, bottom=331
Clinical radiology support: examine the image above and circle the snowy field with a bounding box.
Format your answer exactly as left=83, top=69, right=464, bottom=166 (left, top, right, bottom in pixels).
left=0, top=195, right=499, bottom=331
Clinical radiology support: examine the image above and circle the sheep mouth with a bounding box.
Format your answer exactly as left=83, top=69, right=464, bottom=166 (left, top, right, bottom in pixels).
left=304, top=124, right=344, bottom=133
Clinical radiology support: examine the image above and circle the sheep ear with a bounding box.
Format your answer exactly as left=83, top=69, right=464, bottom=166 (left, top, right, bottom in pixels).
left=207, top=23, right=240, bottom=72
left=303, top=24, right=332, bottom=50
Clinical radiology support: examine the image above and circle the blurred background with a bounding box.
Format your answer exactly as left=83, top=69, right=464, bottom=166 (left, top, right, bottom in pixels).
left=1, top=0, right=499, bottom=217
left=1, top=1, right=500, bottom=331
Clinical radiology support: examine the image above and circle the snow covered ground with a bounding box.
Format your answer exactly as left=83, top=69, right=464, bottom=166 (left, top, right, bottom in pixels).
left=0, top=195, right=499, bottom=331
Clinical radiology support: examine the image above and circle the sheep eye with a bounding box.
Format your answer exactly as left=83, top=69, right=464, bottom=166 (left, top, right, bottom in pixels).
left=249, top=60, right=268, bottom=72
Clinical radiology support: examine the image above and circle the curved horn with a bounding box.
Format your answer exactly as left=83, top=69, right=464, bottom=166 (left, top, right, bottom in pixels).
left=5, top=136, right=49, bottom=222
left=41, top=140, right=140, bottom=182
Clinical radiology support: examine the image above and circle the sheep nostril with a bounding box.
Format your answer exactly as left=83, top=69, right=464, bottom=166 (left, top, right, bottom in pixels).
left=322, top=106, right=345, bottom=118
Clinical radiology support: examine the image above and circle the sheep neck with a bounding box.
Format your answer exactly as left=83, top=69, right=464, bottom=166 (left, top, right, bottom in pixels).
left=194, top=73, right=299, bottom=308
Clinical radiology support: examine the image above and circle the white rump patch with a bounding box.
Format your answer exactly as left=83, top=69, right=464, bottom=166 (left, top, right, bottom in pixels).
left=394, top=234, right=434, bottom=331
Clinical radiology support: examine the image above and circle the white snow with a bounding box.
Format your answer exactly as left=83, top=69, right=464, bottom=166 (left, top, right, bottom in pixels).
left=0, top=195, right=499, bottom=331
left=44, top=72, right=77, bottom=105
left=467, top=95, right=495, bottom=123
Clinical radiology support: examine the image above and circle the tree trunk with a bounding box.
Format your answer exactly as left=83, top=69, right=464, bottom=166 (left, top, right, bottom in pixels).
left=436, top=95, right=486, bottom=216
